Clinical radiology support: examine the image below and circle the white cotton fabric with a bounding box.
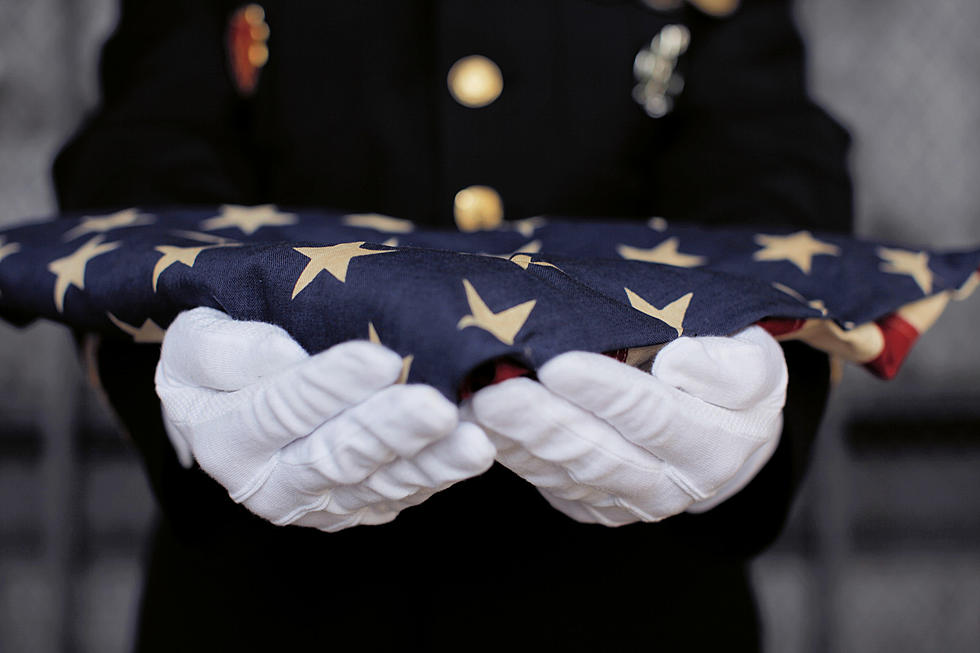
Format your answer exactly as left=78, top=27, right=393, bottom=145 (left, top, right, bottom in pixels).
left=469, top=325, right=787, bottom=526
left=155, top=307, right=495, bottom=532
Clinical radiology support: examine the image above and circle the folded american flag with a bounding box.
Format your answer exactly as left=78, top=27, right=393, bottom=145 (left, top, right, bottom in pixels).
left=0, top=206, right=977, bottom=398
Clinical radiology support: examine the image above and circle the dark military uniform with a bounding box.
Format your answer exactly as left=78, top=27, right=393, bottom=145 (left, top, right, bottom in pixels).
left=54, top=1, right=851, bottom=650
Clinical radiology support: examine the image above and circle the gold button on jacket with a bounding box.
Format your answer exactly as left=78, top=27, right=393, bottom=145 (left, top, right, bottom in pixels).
left=642, top=0, right=740, bottom=16
left=454, top=185, right=504, bottom=231
left=447, top=55, right=504, bottom=108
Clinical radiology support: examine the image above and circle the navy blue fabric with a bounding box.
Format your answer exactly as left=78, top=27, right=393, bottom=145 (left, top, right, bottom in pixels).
left=1, top=208, right=976, bottom=397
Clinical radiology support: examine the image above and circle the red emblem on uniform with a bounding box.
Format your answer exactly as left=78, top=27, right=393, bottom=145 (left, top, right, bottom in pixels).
left=227, top=4, right=269, bottom=96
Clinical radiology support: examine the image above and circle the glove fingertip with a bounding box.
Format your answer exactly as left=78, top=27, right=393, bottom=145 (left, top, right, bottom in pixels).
left=400, top=384, right=458, bottom=427
left=470, top=377, right=540, bottom=428
left=413, top=421, right=496, bottom=485
left=162, top=308, right=310, bottom=389
left=454, top=421, right=497, bottom=470
left=307, top=340, right=404, bottom=393
left=652, top=329, right=786, bottom=410
left=376, top=384, right=459, bottom=450
left=326, top=339, right=403, bottom=374
left=537, top=350, right=600, bottom=385
left=539, top=350, right=649, bottom=404
left=168, top=306, right=229, bottom=334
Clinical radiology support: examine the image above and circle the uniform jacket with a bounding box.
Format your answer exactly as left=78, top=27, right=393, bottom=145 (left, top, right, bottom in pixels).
left=53, top=1, right=851, bottom=649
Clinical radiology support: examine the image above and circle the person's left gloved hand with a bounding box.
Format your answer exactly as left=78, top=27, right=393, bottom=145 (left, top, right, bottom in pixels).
left=466, top=325, right=787, bottom=526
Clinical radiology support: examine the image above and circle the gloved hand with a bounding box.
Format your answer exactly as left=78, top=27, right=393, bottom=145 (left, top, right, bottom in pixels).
left=155, top=307, right=495, bottom=532
left=467, top=325, right=787, bottom=526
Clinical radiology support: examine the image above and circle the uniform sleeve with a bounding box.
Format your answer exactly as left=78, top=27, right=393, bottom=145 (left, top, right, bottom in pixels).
left=655, top=0, right=853, bottom=234
left=53, top=0, right=257, bottom=211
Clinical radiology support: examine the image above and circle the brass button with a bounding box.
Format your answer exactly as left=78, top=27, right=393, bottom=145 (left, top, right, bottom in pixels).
left=642, top=0, right=739, bottom=15
left=447, top=55, right=503, bottom=108
left=454, top=186, right=504, bottom=231
left=689, top=0, right=740, bottom=16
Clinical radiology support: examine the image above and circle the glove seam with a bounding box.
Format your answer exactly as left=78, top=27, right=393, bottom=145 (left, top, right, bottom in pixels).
left=663, top=465, right=709, bottom=502
left=230, top=450, right=282, bottom=503
left=273, top=491, right=334, bottom=526
left=611, top=495, right=662, bottom=523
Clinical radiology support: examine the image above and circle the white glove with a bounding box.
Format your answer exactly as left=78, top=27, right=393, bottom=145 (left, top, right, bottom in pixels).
left=467, top=326, right=787, bottom=526
left=155, top=307, right=495, bottom=532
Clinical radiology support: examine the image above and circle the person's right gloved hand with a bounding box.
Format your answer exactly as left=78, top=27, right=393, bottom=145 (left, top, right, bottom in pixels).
left=154, top=307, right=495, bottom=532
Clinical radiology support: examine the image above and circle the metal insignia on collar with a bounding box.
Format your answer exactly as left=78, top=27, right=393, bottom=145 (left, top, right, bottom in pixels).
left=632, top=24, right=690, bottom=118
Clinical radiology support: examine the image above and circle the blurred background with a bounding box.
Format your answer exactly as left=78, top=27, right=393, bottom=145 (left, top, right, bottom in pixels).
left=0, top=1, right=977, bottom=651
